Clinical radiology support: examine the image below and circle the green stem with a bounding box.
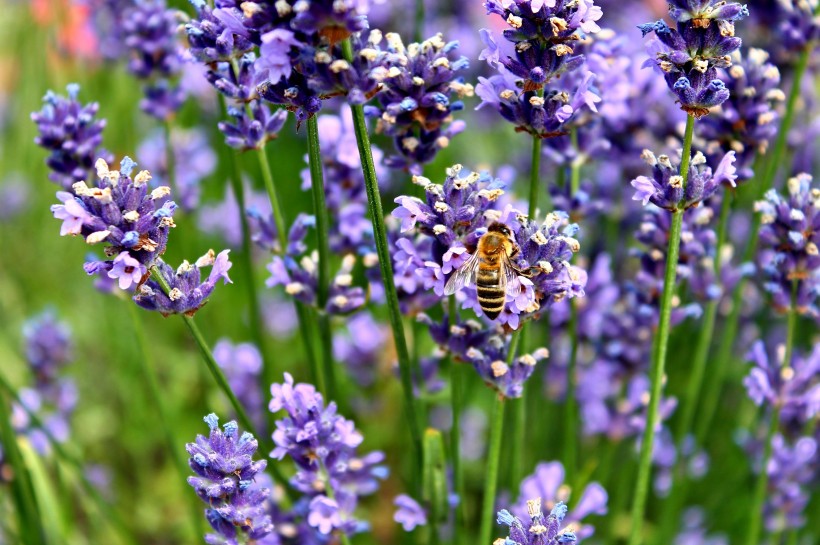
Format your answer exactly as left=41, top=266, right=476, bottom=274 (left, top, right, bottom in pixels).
left=222, top=112, right=272, bottom=433
left=126, top=304, right=203, bottom=539
left=0, top=383, right=44, bottom=545
left=295, top=302, right=323, bottom=391
left=658, top=192, right=732, bottom=539
left=147, top=267, right=292, bottom=494
left=448, top=296, right=466, bottom=544
left=529, top=135, right=543, bottom=218
left=627, top=114, right=696, bottom=545
left=179, top=314, right=257, bottom=436
left=307, top=116, right=331, bottom=311
left=256, top=147, right=289, bottom=251
left=306, top=115, right=338, bottom=401
left=0, top=370, right=139, bottom=545
left=745, top=403, right=782, bottom=545
left=570, top=127, right=581, bottom=195
left=479, top=396, right=507, bottom=545
left=341, top=38, right=424, bottom=460
left=564, top=298, right=579, bottom=487
left=413, top=0, right=425, bottom=43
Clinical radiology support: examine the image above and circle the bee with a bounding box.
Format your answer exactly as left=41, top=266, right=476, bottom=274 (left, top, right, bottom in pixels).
left=444, top=222, right=525, bottom=320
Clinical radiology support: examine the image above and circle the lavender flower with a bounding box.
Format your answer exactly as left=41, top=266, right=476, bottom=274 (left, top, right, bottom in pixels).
left=211, top=53, right=290, bottom=150
left=394, top=494, right=427, bottom=531
left=134, top=249, right=233, bottom=315
left=639, top=1, right=748, bottom=117
left=184, top=0, right=255, bottom=63
left=698, top=48, right=784, bottom=182
left=755, top=173, right=820, bottom=316
left=121, top=0, right=187, bottom=119
left=512, top=461, right=608, bottom=541
left=630, top=149, right=737, bottom=210
left=423, top=314, right=549, bottom=398
left=11, top=311, right=78, bottom=455
left=764, top=434, right=817, bottom=532
left=213, top=339, right=266, bottom=431
left=477, top=0, right=602, bottom=138
left=744, top=340, right=820, bottom=430
left=393, top=165, right=584, bottom=327
left=186, top=413, right=274, bottom=544
left=364, top=32, right=473, bottom=170
left=137, top=127, right=217, bottom=212
left=270, top=373, right=388, bottom=536
left=31, top=84, right=112, bottom=190
left=496, top=500, right=577, bottom=545
left=673, top=508, right=727, bottom=545
left=266, top=214, right=367, bottom=315
left=23, top=310, right=72, bottom=384
left=288, top=0, right=370, bottom=43
left=776, top=0, right=820, bottom=52
left=51, top=158, right=177, bottom=280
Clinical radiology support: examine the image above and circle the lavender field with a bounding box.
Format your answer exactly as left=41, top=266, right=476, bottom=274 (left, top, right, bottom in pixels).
left=0, top=0, right=819, bottom=544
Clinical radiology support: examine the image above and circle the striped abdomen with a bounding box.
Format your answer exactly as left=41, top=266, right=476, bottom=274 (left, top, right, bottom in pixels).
left=476, top=256, right=505, bottom=319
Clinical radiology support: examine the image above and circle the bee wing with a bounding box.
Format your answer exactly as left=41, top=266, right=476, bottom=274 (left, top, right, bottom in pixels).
left=501, top=253, right=522, bottom=298
left=444, top=253, right=481, bottom=295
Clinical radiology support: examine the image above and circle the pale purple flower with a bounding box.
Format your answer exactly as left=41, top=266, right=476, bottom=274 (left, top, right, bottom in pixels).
left=394, top=494, right=427, bottom=531
left=107, top=251, right=146, bottom=290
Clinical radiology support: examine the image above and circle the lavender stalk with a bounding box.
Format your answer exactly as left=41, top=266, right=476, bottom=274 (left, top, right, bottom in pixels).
left=479, top=328, right=521, bottom=545
left=0, top=384, right=43, bottom=544
left=745, top=284, right=797, bottom=545
left=126, top=303, right=203, bottom=539
left=627, top=113, right=696, bottom=545
left=306, top=114, right=337, bottom=399
left=340, top=37, right=424, bottom=459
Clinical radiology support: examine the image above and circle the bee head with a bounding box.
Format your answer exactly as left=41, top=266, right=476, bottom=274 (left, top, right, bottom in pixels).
left=487, top=222, right=512, bottom=238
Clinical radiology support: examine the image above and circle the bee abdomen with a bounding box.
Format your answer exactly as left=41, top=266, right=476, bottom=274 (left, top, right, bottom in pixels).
left=477, top=284, right=505, bottom=319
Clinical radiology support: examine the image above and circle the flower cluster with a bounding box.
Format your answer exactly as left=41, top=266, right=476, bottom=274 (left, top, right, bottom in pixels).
left=393, top=164, right=584, bottom=327
left=477, top=0, right=602, bottom=138
left=134, top=249, right=233, bottom=315
left=630, top=149, right=737, bottom=211
left=776, top=0, right=820, bottom=52
left=496, top=500, right=577, bottom=545
left=744, top=340, right=820, bottom=432
left=12, top=311, right=78, bottom=455
left=266, top=214, right=367, bottom=315
left=51, top=157, right=176, bottom=286
left=364, top=32, right=473, bottom=170
left=512, top=462, right=608, bottom=540
left=755, top=173, right=820, bottom=316
left=186, top=413, right=273, bottom=544
left=425, top=313, right=549, bottom=398
left=121, top=0, right=187, bottom=119
left=698, top=48, right=784, bottom=182
left=270, top=373, right=388, bottom=536
left=639, top=0, right=748, bottom=117
left=210, top=53, right=290, bottom=150
left=31, top=84, right=112, bottom=190
left=764, top=434, right=818, bottom=532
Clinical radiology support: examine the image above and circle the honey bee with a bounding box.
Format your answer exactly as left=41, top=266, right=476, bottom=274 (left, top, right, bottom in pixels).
left=444, top=222, right=525, bottom=320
